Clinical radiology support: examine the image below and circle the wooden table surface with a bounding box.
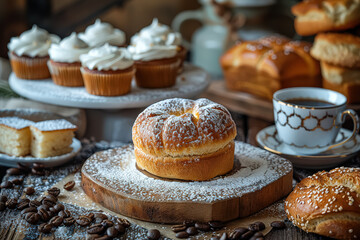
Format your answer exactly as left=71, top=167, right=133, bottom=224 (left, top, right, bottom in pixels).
left=0, top=112, right=359, bottom=240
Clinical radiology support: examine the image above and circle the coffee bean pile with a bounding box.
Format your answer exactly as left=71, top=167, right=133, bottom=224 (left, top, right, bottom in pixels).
left=1, top=163, right=132, bottom=239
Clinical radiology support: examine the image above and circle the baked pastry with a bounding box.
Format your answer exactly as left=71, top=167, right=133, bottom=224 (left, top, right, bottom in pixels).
left=128, top=18, right=182, bottom=88
left=30, top=119, right=77, bottom=158
left=291, top=0, right=360, bottom=36
left=311, top=33, right=360, bottom=68
left=220, top=36, right=321, bottom=100
left=78, top=19, right=126, bottom=47
left=132, top=98, right=237, bottom=181
left=285, top=167, right=360, bottom=240
left=80, top=44, right=134, bottom=96
left=7, top=25, right=60, bottom=79
left=0, top=117, right=33, bottom=156
left=321, top=61, right=360, bottom=103
left=48, top=32, right=90, bottom=87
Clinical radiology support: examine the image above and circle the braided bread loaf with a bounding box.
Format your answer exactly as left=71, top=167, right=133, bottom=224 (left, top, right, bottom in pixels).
left=285, top=167, right=360, bottom=239
left=132, top=98, right=237, bottom=181
left=220, top=36, right=321, bottom=100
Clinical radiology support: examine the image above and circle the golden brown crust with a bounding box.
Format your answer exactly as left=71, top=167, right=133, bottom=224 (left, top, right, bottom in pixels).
left=311, top=33, right=360, bottom=68
left=285, top=167, right=360, bottom=239
left=220, top=36, right=321, bottom=100
left=291, top=0, right=360, bottom=36
left=135, top=141, right=235, bottom=181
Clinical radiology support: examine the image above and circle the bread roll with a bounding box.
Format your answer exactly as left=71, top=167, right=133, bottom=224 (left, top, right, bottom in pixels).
left=285, top=167, right=360, bottom=240
left=311, top=33, right=360, bottom=68
left=292, top=0, right=360, bottom=36
left=220, top=36, right=321, bottom=100
left=132, top=98, right=237, bottom=181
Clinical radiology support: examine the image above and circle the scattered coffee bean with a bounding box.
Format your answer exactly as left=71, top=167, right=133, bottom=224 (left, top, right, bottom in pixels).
left=17, top=163, right=31, bottom=173
left=183, top=220, right=195, bottom=227
left=242, top=230, right=255, bottom=240
left=6, top=167, right=23, bottom=175
left=38, top=204, right=50, bottom=212
left=147, top=229, right=160, bottom=240
left=17, top=199, right=30, bottom=210
left=86, top=233, right=101, bottom=240
left=33, top=163, right=45, bottom=171
left=0, top=202, right=5, bottom=211
left=29, top=200, right=41, bottom=208
left=11, top=178, right=23, bottom=185
left=59, top=210, right=71, bottom=218
left=171, top=224, right=186, bottom=233
left=101, top=219, right=114, bottom=228
left=249, top=237, right=264, bottom=240
left=31, top=168, right=45, bottom=176
left=254, top=232, right=264, bottom=237
left=50, top=216, right=63, bottom=227
left=47, top=187, right=61, bottom=197
left=116, top=218, right=130, bottom=228
left=87, top=213, right=94, bottom=221
left=95, top=235, right=111, bottom=240
left=53, top=203, right=64, bottom=212
left=24, top=187, right=35, bottom=195
left=195, top=222, right=211, bottom=232
left=235, top=227, right=249, bottom=235
left=248, top=221, right=265, bottom=232
left=1, top=181, right=13, bottom=189
left=63, top=216, right=75, bottom=226
left=0, top=195, right=8, bottom=203
left=77, top=215, right=91, bottom=226
left=6, top=198, right=18, bottom=209
left=94, top=212, right=108, bottom=220
left=209, top=221, right=225, bottom=229
left=25, top=212, right=40, bottom=224
left=229, top=230, right=242, bottom=240
left=87, top=223, right=105, bottom=234
left=107, top=226, right=119, bottom=238
left=270, top=220, right=286, bottom=229
left=64, top=181, right=75, bottom=191
left=114, top=224, right=125, bottom=234
left=176, top=231, right=189, bottom=238
left=38, top=208, right=50, bottom=221
left=186, top=226, right=198, bottom=235
left=38, top=223, right=52, bottom=233
left=220, top=232, right=227, bottom=240
left=21, top=207, right=37, bottom=215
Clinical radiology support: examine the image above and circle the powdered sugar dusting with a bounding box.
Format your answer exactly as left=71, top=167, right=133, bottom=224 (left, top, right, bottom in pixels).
left=82, top=141, right=292, bottom=202
left=32, top=119, right=77, bottom=131
left=0, top=116, right=34, bottom=129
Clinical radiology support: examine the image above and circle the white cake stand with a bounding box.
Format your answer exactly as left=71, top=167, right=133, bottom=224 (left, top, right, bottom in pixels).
left=9, top=64, right=209, bottom=109
left=9, top=64, right=210, bottom=142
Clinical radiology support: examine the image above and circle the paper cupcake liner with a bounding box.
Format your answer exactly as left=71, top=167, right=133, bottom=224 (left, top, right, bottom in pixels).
left=48, top=61, right=84, bottom=87
left=177, top=46, right=187, bottom=73
left=81, top=67, right=134, bottom=96
left=8, top=52, right=50, bottom=79
left=135, top=57, right=181, bottom=88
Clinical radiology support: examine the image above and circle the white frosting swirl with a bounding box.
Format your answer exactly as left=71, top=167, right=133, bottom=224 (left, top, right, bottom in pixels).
left=79, top=19, right=126, bottom=47
left=49, top=32, right=90, bottom=63
left=128, top=19, right=181, bottom=61
left=7, top=25, right=60, bottom=57
left=80, top=43, right=133, bottom=71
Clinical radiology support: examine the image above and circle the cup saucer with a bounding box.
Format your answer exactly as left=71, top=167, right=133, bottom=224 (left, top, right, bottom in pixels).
left=256, top=125, right=360, bottom=169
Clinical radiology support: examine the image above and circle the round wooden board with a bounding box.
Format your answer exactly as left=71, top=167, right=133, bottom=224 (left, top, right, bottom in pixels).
left=81, top=141, right=293, bottom=224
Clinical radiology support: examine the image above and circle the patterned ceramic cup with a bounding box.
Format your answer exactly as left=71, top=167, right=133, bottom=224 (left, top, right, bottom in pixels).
left=273, top=87, right=359, bottom=155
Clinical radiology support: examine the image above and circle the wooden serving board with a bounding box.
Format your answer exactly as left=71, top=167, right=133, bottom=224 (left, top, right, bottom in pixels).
left=81, top=141, right=293, bottom=224
left=202, top=81, right=360, bottom=122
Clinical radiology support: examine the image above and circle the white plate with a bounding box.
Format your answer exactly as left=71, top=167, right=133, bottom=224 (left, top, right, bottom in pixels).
left=256, top=125, right=360, bottom=169
left=9, top=64, right=209, bottom=109
left=0, top=138, right=81, bottom=167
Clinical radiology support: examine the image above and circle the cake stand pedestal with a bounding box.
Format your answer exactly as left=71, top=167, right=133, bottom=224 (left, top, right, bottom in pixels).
left=81, top=141, right=293, bottom=223
left=9, top=64, right=209, bottom=142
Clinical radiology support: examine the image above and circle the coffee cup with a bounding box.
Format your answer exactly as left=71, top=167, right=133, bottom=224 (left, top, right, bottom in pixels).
left=273, top=87, right=359, bottom=155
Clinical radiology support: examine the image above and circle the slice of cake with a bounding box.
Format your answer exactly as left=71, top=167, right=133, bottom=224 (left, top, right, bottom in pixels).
left=0, top=117, right=34, bottom=156
left=30, top=119, right=77, bottom=158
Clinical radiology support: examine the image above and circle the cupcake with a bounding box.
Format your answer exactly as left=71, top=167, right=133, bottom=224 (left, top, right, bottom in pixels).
left=80, top=44, right=134, bottom=96
left=7, top=25, right=60, bottom=79
left=128, top=19, right=184, bottom=88
left=48, top=33, right=90, bottom=87
left=79, top=19, right=126, bottom=48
